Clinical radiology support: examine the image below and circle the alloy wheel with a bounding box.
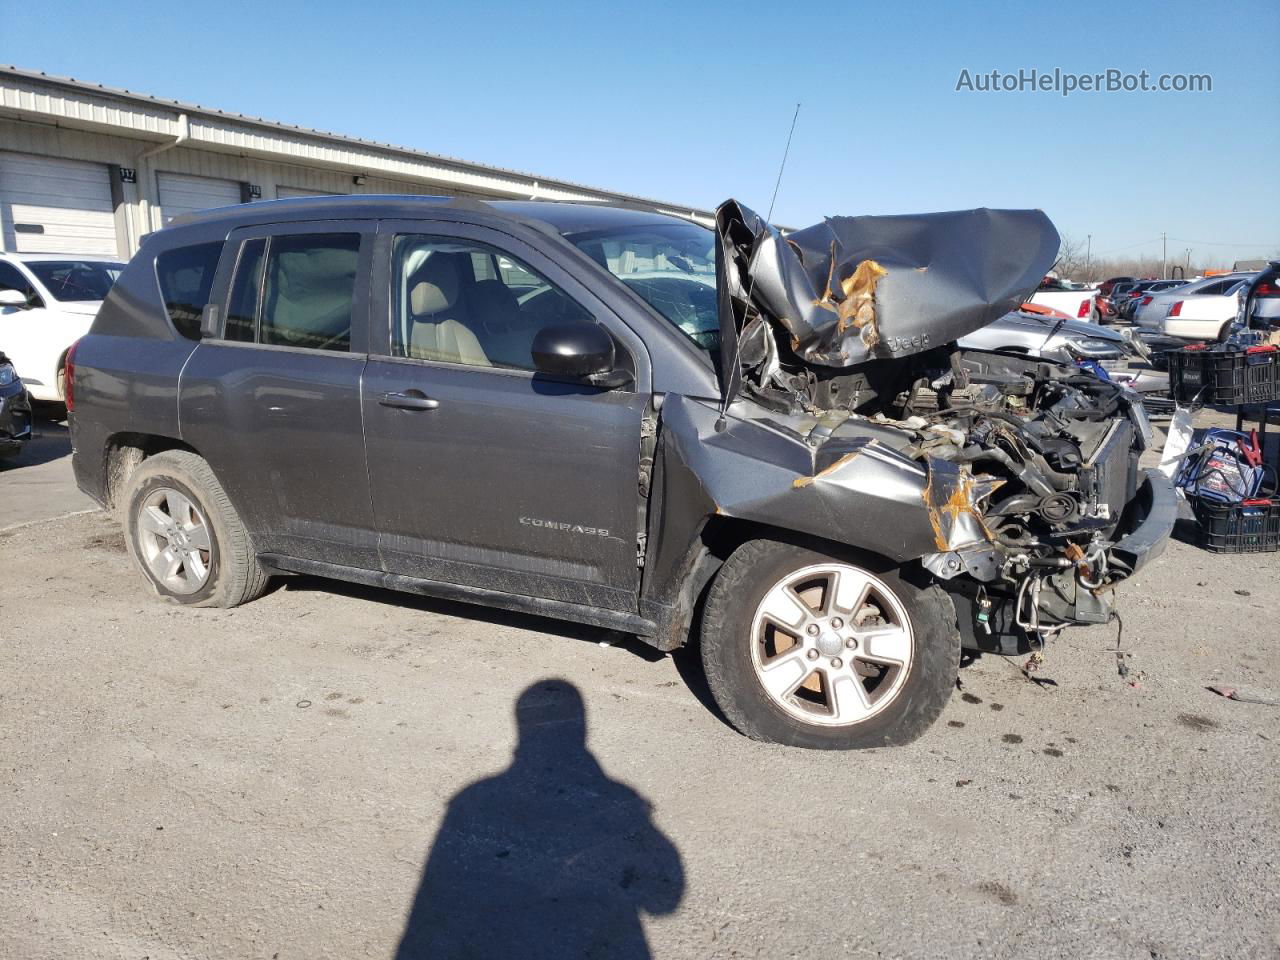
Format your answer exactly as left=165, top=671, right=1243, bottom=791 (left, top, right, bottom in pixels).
left=136, top=487, right=213, bottom=594
left=749, top=563, right=914, bottom=726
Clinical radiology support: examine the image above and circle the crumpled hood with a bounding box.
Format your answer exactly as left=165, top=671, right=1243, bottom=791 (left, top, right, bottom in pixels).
left=715, top=199, right=1060, bottom=368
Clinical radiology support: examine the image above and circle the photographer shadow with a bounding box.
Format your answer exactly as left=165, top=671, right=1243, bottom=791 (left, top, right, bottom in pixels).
left=394, top=679, right=684, bottom=960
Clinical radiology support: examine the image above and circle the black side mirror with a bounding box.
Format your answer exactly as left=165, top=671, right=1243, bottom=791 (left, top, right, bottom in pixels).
left=531, top=322, right=630, bottom=387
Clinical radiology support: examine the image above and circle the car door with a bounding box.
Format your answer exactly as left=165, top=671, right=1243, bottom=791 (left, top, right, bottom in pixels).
left=178, top=221, right=380, bottom=569
left=361, top=219, right=650, bottom=612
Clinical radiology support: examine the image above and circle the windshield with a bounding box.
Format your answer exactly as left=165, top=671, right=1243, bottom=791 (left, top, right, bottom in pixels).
left=26, top=260, right=124, bottom=302
left=568, top=222, right=719, bottom=350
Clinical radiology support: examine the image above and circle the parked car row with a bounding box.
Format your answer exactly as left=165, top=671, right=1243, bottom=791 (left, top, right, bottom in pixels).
left=1110, top=278, right=1189, bottom=322
left=1137, top=272, right=1279, bottom=337
left=1090, top=269, right=1280, bottom=346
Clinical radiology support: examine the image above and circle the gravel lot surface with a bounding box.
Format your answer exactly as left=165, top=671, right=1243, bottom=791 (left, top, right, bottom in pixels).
left=2, top=410, right=1278, bottom=959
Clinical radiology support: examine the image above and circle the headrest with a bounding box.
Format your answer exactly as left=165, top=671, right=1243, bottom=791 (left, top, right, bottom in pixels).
left=411, top=281, right=452, bottom=316
left=408, top=254, right=460, bottom=316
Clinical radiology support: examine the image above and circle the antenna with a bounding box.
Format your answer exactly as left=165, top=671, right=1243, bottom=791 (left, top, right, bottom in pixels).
left=717, top=102, right=802, bottom=429
left=766, top=102, right=802, bottom=224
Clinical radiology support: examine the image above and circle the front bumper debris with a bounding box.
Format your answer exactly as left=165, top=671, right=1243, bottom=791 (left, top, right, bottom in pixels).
left=1109, top=469, right=1178, bottom=575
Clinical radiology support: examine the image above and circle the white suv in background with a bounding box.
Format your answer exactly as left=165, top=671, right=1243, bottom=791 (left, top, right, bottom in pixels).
left=0, top=253, right=124, bottom=402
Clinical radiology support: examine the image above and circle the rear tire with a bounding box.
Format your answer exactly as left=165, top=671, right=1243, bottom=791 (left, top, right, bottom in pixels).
left=122, top=450, right=269, bottom=607
left=700, top=540, right=958, bottom=749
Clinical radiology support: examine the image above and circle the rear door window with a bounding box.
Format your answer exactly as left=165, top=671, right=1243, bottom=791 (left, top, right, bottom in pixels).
left=220, top=233, right=359, bottom=351
left=157, top=242, right=224, bottom=340
left=261, top=234, right=359, bottom=350
left=225, top=239, right=266, bottom=343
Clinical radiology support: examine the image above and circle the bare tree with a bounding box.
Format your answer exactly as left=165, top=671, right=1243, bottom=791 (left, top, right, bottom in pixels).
left=1052, top=233, right=1088, bottom=281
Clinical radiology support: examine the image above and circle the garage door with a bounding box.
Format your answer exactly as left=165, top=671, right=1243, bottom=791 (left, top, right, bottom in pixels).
left=0, top=152, right=118, bottom=257
left=157, top=172, right=242, bottom=225
left=277, top=186, right=342, bottom=199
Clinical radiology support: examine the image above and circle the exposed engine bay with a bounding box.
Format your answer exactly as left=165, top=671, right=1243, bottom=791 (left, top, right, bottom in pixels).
left=861, top=347, right=1152, bottom=650
left=701, top=200, right=1175, bottom=656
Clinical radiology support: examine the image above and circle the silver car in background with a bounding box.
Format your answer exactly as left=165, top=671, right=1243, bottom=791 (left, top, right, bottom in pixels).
left=1133, top=273, right=1253, bottom=328
left=960, top=309, right=1132, bottom=361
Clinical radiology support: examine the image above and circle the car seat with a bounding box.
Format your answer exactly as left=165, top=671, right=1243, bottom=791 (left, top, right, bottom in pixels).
left=469, top=279, right=537, bottom=369
left=406, top=254, right=490, bottom=366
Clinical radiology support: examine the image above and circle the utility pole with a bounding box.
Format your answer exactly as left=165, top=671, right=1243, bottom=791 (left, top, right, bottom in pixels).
left=1085, top=234, right=1092, bottom=282
left=1161, top=232, right=1167, bottom=279
left=1185, top=248, right=1192, bottom=276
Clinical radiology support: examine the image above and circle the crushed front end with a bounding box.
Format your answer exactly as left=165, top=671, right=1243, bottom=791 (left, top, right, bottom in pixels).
left=706, top=199, right=1177, bottom=656
left=898, top=348, right=1176, bottom=654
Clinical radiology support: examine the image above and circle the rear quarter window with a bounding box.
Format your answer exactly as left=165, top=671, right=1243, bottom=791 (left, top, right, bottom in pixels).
left=1195, top=280, right=1232, bottom=296
left=156, top=242, right=224, bottom=339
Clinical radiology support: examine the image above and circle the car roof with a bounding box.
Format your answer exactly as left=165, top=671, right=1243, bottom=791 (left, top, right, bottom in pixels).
left=490, top=201, right=701, bottom=235
left=165, top=195, right=700, bottom=236
left=1, top=251, right=125, bottom=263
left=1188, top=272, right=1254, bottom=285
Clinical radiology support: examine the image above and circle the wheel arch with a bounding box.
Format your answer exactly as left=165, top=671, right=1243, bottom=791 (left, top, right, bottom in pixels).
left=103, top=431, right=201, bottom=511
left=642, top=513, right=906, bottom=653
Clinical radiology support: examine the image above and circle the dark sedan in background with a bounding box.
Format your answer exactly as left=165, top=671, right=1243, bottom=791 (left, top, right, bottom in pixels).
left=0, top=351, right=32, bottom=460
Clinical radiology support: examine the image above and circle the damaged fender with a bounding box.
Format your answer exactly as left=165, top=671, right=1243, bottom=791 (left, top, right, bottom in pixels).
left=638, top=394, right=1000, bottom=644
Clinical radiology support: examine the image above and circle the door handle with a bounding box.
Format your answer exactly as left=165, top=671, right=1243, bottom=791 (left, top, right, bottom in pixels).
left=379, top=391, right=440, bottom=410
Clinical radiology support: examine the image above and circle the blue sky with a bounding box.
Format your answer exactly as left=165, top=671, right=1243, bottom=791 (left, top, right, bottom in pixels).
left=4, top=0, right=1277, bottom=266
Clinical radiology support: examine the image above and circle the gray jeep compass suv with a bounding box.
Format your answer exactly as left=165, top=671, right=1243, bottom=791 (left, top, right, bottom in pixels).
left=70, top=195, right=1176, bottom=749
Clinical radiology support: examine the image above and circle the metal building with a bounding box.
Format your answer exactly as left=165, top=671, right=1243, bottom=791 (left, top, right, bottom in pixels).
left=0, top=65, right=716, bottom=258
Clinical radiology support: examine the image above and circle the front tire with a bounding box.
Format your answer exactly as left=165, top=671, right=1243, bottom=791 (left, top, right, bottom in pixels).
left=700, top=540, right=959, bottom=749
left=123, top=450, right=269, bottom=607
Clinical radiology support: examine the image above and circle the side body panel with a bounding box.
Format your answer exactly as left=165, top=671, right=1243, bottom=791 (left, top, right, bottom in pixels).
left=638, top=395, right=974, bottom=644
left=179, top=343, right=376, bottom=565
left=363, top=359, right=648, bottom=608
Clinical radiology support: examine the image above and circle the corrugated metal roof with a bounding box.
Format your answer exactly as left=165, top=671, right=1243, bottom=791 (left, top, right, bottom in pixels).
left=0, top=64, right=717, bottom=219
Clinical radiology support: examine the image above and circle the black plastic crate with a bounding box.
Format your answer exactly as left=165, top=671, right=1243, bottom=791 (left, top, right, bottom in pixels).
left=1166, top=348, right=1208, bottom=403
left=1191, top=495, right=1280, bottom=553
left=1167, top=346, right=1278, bottom=405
